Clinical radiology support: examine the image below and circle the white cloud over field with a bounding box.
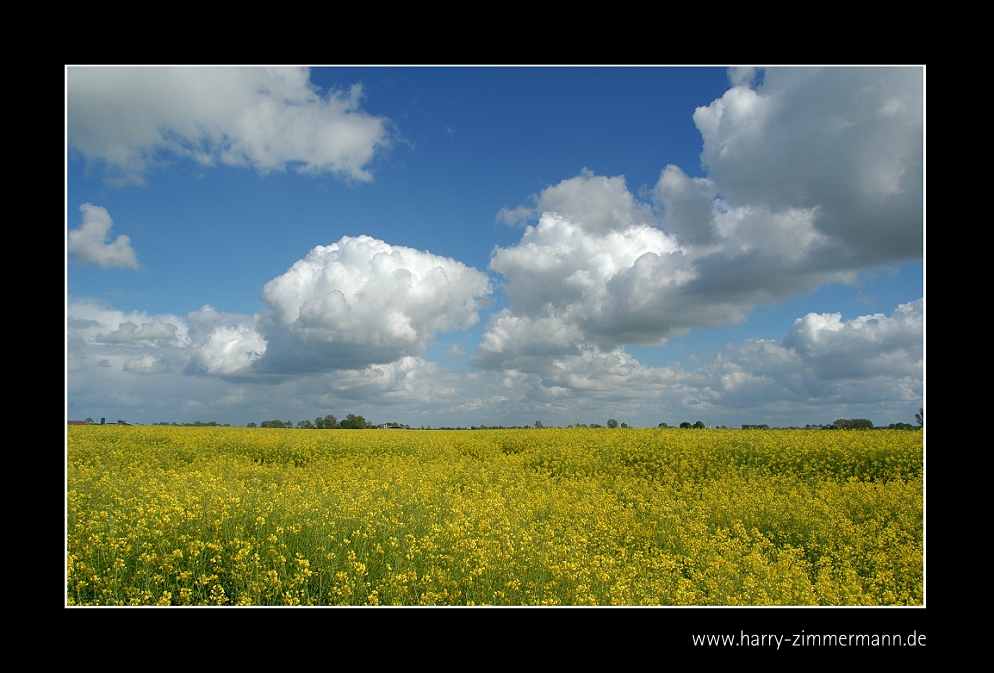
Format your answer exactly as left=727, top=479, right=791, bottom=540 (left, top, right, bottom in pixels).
left=67, top=67, right=392, bottom=184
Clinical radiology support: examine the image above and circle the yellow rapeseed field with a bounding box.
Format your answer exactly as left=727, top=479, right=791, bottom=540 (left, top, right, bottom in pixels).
left=66, top=426, right=923, bottom=606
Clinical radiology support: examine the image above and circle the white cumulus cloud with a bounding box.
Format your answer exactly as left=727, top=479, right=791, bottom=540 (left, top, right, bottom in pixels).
left=780, top=298, right=923, bottom=381
left=67, top=204, right=139, bottom=269
left=489, top=209, right=688, bottom=341
left=187, top=324, right=267, bottom=378
left=68, top=67, right=392, bottom=184
left=693, top=67, right=922, bottom=263
left=204, top=235, right=494, bottom=376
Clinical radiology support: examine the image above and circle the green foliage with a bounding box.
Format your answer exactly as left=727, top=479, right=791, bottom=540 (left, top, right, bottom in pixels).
left=832, top=419, right=874, bottom=430
left=340, top=414, right=368, bottom=429
left=315, top=414, right=338, bottom=429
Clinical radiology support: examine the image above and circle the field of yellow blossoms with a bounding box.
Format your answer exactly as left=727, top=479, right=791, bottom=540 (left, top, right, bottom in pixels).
left=67, top=426, right=923, bottom=606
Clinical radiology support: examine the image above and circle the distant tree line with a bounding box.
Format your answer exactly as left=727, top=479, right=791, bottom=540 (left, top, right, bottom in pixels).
left=238, top=409, right=924, bottom=431
left=247, top=414, right=413, bottom=430
left=823, top=418, right=919, bottom=431
left=151, top=420, right=230, bottom=427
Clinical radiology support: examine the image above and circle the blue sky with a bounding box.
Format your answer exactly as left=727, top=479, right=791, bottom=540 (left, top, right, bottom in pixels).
left=66, top=66, right=923, bottom=428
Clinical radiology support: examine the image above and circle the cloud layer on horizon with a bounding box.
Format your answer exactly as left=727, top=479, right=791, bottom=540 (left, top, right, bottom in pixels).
left=68, top=293, right=922, bottom=425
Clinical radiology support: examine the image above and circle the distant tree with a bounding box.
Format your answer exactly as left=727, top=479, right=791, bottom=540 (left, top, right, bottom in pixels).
left=341, top=414, right=368, bottom=429
left=247, top=422, right=257, bottom=428
left=607, top=419, right=619, bottom=428
left=657, top=422, right=668, bottom=428
left=620, top=422, right=629, bottom=428
left=832, top=418, right=873, bottom=430
left=535, top=420, right=543, bottom=429
left=590, top=423, right=603, bottom=428
left=679, top=422, right=691, bottom=429
left=693, top=421, right=706, bottom=429
left=915, top=408, right=923, bottom=429
left=297, top=419, right=315, bottom=429
left=315, top=414, right=338, bottom=429
left=84, top=417, right=94, bottom=424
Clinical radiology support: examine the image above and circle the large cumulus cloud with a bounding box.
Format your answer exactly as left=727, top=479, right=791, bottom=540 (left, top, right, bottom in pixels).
left=72, top=236, right=492, bottom=383
left=189, top=235, right=493, bottom=378
left=479, top=67, right=922, bottom=368
left=68, top=67, right=392, bottom=184
left=693, top=67, right=922, bottom=263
